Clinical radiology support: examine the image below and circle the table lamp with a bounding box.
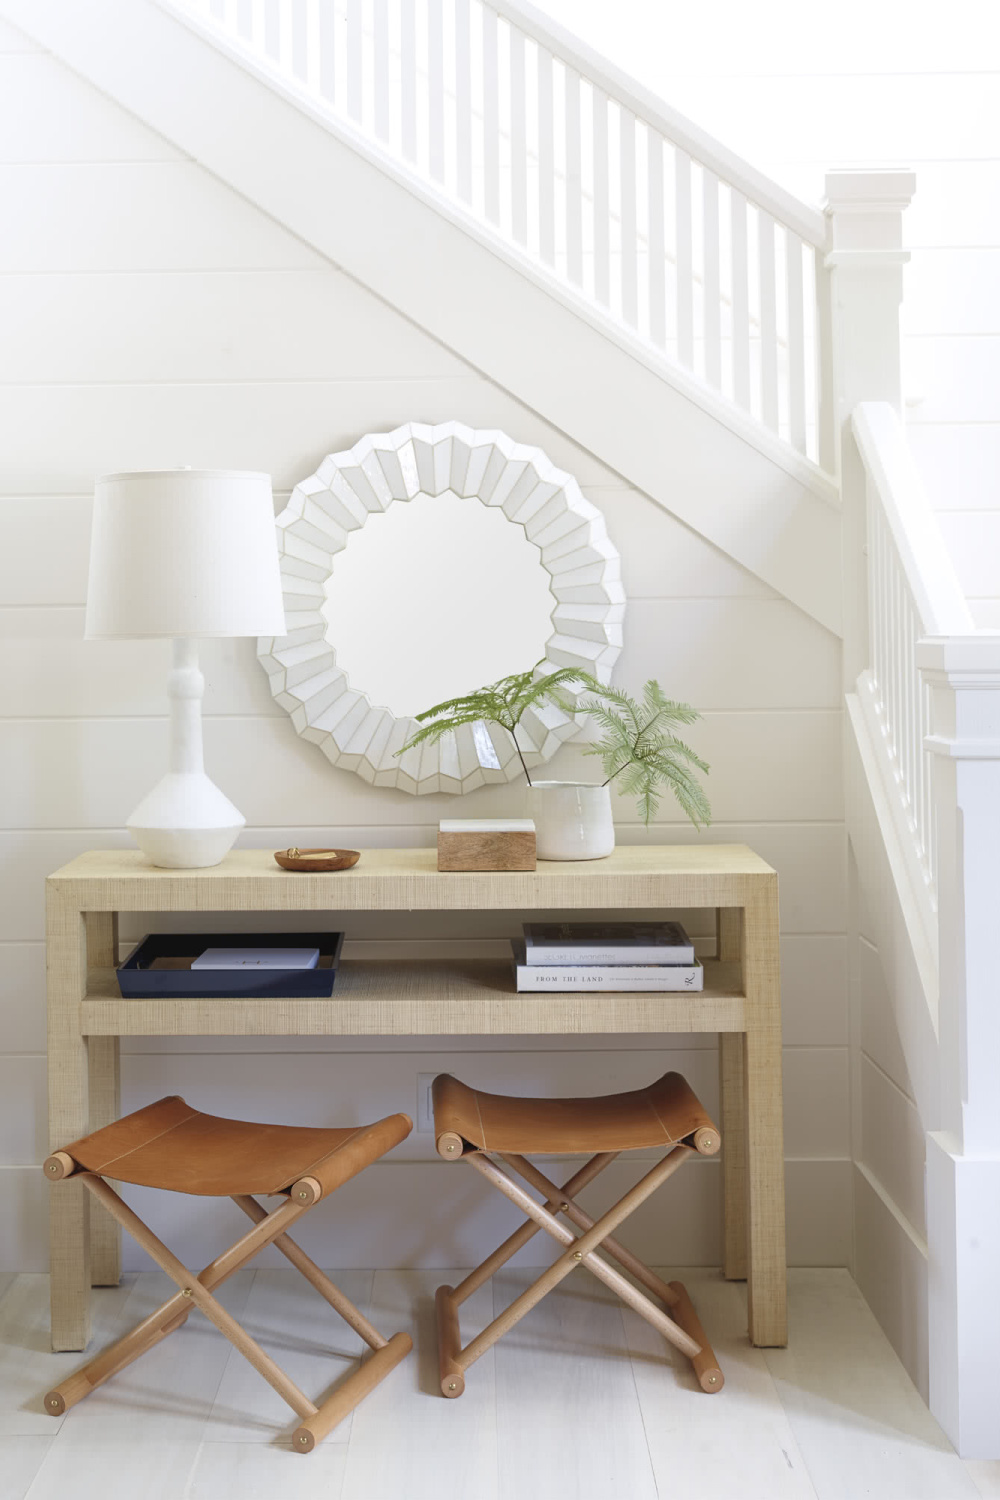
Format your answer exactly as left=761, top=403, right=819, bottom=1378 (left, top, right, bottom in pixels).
left=85, top=469, right=286, bottom=868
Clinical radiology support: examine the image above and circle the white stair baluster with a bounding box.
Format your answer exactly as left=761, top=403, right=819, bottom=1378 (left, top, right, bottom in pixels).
left=703, top=167, right=720, bottom=387
left=346, top=0, right=362, bottom=121
left=593, top=85, right=609, bottom=306
left=401, top=0, right=417, bottom=163
left=620, top=106, right=637, bottom=329
left=758, top=209, right=779, bottom=430
left=510, top=25, right=527, bottom=244
left=428, top=0, right=445, bottom=181
left=786, top=228, right=807, bottom=452
left=483, top=6, right=500, bottom=225
left=455, top=0, right=472, bottom=202
left=538, top=46, right=555, bottom=266
left=647, top=130, right=665, bottom=349
left=675, top=148, right=693, bottom=368
left=291, top=0, right=308, bottom=80
left=373, top=0, right=389, bottom=142
left=317, top=0, right=334, bottom=99
left=565, top=66, right=583, bottom=287
left=731, top=188, right=750, bottom=410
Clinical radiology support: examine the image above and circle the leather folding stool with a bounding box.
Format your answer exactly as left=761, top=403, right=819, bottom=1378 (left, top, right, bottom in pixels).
left=432, top=1069, right=724, bottom=1396
left=42, top=1095, right=413, bottom=1452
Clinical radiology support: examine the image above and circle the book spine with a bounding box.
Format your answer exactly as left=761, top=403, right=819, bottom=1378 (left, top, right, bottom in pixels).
left=523, top=946, right=695, bottom=966
left=515, top=966, right=703, bottom=992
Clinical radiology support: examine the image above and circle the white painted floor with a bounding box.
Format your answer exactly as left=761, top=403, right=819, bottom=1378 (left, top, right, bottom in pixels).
left=1, top=1266, right=998, bottom=1500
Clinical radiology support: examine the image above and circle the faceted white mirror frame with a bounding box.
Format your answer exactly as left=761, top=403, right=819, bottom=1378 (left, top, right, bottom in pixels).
left=258, top=421, right=624, bottom=794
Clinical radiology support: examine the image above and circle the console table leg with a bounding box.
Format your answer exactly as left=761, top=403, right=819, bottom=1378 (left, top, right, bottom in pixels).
left=717, top=909, right=747, bottom=1280
left=742, top=882, right=787, bottom=1346
left=85, top=915, right=121, bottom=1287
left=47, top=891, right=92, bottom=1351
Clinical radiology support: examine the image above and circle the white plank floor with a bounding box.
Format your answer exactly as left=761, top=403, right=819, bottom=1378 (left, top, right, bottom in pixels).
left=0, top=1268, right=997, bottom=1500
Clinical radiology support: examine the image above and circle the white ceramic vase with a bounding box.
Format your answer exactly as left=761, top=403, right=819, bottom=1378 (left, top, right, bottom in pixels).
left=529, top=781, right=616, bottom=861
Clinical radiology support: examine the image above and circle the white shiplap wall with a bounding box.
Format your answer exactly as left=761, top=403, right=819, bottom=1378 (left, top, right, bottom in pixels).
left=535, top=0, right=1000, bottom=625
left=0, top=21, right=849, bottom=1271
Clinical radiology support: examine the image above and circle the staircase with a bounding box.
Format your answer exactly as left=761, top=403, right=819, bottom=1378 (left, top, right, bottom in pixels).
left=3, top=0, right=999, bottom=1459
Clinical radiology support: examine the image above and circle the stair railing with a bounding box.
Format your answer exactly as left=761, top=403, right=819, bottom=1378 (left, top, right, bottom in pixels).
left=851, top=402, right=974, bottom=960
left=175, top=0, right=831, bottom=466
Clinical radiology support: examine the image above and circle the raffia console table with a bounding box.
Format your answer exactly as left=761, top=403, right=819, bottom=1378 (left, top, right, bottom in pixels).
left=45, top=844, right=785, bottom=1352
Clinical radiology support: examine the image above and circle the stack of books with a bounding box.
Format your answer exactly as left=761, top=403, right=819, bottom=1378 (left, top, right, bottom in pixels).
left=510, top=921, right=703, bottom=992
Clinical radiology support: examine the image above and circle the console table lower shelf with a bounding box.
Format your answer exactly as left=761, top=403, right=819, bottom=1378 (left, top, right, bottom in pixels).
left=80, top=958, right=745, bottom=1035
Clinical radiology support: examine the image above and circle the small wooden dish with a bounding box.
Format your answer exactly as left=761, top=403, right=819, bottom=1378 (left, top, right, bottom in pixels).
left=273, top=847, right=361, bottom=873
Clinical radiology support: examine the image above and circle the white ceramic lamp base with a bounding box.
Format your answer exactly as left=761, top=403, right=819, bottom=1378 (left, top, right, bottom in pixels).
left=127, top=771, right=244, bottom=869
left=129, top=638, right=245, bottom=869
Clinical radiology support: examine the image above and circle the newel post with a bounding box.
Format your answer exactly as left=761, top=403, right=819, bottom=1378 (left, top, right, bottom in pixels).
left=919, top=637, right=1000, bottom=1457
left=822, top=170, right=915, bottom=686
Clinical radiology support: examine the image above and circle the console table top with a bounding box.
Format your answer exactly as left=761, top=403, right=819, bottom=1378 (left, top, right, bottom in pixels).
left=48, top=844, right=776, bottom=912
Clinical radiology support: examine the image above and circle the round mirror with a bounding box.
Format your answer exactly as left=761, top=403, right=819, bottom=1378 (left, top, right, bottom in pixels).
left=322, top=490, right=555, bottom=718
left=258, top=422, right=624, bottom=794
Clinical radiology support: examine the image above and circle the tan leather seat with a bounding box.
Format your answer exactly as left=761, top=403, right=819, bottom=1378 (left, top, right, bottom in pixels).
left=432, top=1069, right=719, bottom=1157
left=43, top=1095, right=414, bottom=1452
left=59, top=1095, right=411, bottom=1197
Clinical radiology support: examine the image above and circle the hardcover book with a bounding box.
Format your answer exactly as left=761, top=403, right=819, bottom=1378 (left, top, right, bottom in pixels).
left=521, top=920, right=694, bottom=966
left=511, top=942, right=704, bottom=992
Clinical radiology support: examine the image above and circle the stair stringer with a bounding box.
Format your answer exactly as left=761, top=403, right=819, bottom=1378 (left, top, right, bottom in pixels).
left=1, top=0, right=842, bottom=634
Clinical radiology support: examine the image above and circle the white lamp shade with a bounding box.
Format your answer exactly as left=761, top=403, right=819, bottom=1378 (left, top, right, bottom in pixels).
left=85, top=469, right=286, bottom=638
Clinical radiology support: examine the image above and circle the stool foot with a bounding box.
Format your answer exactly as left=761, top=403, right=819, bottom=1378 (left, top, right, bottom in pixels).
left=668, top=1281, right=724, bottom=1393
left=435, top=1285, right=466, bottom=1398
left=291, top=1331, right=412, bottom=1453
left=43, top=1306, right=192, bottom=1417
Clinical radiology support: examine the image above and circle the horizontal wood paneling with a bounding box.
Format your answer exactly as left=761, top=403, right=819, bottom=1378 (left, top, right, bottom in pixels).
left=905, top=426, right=1000, bottom=513
left=0, top=1044, right=850, bottom=1166
left=0, top=711, right=842, bottom=829
left=933, top=513, right=1000, bottom=599
left=0, top=943, right=45, bottom=1053
left=860, top=1056, right=926, bottom=1235
left=0, top=16, right=37, bottom=49
left=906, top=336, right=1000, bottom=424
left=625, top=599, right=840, bottom=708
left=0, top=1157, right=852, bottom=1272
left=649, top=74, right=1000, bottom=164
left=0, top=163, right=326, bottom=271
left=858, top=936, right=914, bottom=1098
left=0, top=489, right=778, bottom=613
left=0, top=270, right=466, bottom=383
left=544, top=3, right=1000, bottom=78
left=588, top=488, right=778, bottom=601
left=904, top=250, right=1000, bottom=335
left=0, top=54, right=182, bottom=162
left=0, top=379, right=624, bottom=494
left=0, top=603, right=838, bottom=717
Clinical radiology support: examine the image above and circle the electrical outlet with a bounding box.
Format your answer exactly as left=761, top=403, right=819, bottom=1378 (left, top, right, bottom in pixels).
left=416, top=1073, right=436, bottom=1133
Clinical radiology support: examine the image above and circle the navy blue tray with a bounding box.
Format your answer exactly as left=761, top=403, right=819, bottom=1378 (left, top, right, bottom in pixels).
left=117, top=931, right=345, bottom=998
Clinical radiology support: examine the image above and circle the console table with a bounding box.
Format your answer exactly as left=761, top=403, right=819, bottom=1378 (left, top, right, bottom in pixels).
left=45, top=844, right=785, bottom=1352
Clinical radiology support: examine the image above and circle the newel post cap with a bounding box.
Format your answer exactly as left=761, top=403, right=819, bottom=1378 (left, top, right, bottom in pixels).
left=823, top=169, right=916, bottom=263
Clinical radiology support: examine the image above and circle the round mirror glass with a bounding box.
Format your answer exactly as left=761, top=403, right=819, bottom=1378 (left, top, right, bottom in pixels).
left=322, top=490, right=555, bottom=717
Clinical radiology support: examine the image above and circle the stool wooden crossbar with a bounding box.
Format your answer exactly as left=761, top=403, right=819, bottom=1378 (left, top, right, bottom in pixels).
left=432, top=1070, right=725, bottom=1396
left=42, top=1096, right=413, bottom=1452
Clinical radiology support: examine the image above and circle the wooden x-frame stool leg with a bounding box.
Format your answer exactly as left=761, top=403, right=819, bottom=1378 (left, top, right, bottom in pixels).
left=432, top=1070, right=725, bottom=1398
left=42, top=1098, right=413, bottom=1453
